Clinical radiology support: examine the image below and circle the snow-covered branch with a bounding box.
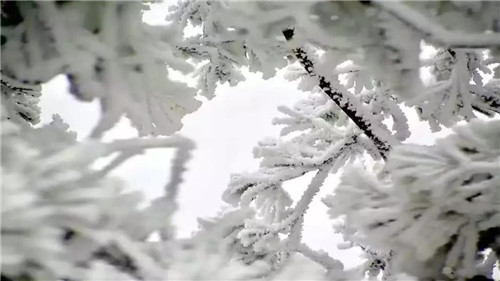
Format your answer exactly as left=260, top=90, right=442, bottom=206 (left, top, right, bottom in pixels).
left=1, top=1, right=200, bottom=137
left=326, top=119, right=500, bottom=279
left=105, top=135, right=195, bottom=154
left=295, top=243, right=343, bottom=273
left=373, top=1, right=500, bottom=48
left=4, top=1, right=500, bottom=280
left=283, top=28, right=395, bottom=160
left=1, top=76, right=41, bottom=125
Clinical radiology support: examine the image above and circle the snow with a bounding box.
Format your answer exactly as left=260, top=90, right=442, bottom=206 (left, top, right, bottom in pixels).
left=2, top=1, right=500, bottom=280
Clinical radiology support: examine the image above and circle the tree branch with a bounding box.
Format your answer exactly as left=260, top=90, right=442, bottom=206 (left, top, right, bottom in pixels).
left=296, top=243, right=343, bottom=272
left=372, top=1, right=500, bottom=48
left=283, top=29, right=392, bottom=160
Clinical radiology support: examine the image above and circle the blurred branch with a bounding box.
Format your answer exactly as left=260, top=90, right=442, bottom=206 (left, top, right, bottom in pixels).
left=372, top=1, right=500, bottom=48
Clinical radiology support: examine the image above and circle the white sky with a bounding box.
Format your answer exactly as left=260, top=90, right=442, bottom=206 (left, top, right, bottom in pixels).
left=37, top=2, right=481, bottom=271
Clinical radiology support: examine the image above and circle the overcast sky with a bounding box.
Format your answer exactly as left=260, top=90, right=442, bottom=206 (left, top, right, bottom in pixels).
left=36, top=2, right=466, bottom=270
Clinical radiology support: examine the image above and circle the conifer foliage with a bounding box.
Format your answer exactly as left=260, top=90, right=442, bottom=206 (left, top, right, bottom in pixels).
left=1, top=1, right=499, bottom=280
